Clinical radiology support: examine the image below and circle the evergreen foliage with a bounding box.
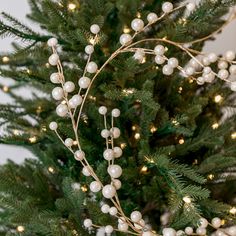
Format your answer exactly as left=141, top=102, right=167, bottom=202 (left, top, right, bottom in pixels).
left=0, top=0, right=236, bottom=235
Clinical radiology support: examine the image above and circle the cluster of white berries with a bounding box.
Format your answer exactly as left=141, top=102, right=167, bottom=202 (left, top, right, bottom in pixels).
left=47, top=2, right=236, bottom=235
left=47, top=24, right=101, bottom=119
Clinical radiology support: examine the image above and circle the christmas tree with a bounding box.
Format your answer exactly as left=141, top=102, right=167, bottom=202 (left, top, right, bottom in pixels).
left=1, top=0, right=236, bottom=235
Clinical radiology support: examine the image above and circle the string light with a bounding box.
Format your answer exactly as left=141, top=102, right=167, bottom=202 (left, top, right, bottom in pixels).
left=36, top=106, right=42, bottom=114
left=178, top=87, right=183, bottom=94
left=134, top=132, right=141, bottom=140
left=73, top=140, right=78, bottom=146
left=229, top=207, right=236, bottom=215
left=2, top=85, right=9, bottom=92
left=123, top=25, right=131, bottom=34
left=231, top=132, right=236, bottom=139
left=81, top=185, right=88, bottom=192
left=89, top=95, right=96, bottom=101
left=172, top=120, right=179, bottom=126
left=136, top=12, right=141, bottom=18
left=179, top=138, right=185, bottom=144
left=140, top=165, right=148, bottom=173
left=214, top=95, right=223, bottom=103
left=45, top=63, right=50, bottom=68
left=141, top=57, right=146, bottom=64
left=48, top=166, right=55, bottom=173
left=208, top=174, right=214, bottom=180
left=68, top=3, right=77, bottom=11
left=122, top=89, right=135, bottom=96
left=120, top=143, right=127, bottom=149
left=41, top=126, right=47, bottom=132
left=17, top=225, right=25, bottom=232
left=26, top=69, right=31, bottom=74
left=193, top=159, right=198, bottom=165
left=132, top=125, right=137, bottom=131
left=2, top=56, right=9, bottom=63
left=221, top=219, right=226, bottom=225
left=29, top=136, right=37, bottom=143
left=183, top=196, right=191, bottom=204
left=13, top=129, right=20, bottom=135
left=188, top=78, right=194, bottom=83
left=150, top=125, right=157, bottom=133
left=212, top=123, right=219, bottom=129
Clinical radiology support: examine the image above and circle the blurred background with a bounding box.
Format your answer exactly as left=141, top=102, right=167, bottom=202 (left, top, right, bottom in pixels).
left=0, top=0, right=236, bottom=164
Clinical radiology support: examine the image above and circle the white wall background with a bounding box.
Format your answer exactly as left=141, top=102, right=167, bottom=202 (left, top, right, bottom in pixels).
left=0, top=1, right=236, bottom=165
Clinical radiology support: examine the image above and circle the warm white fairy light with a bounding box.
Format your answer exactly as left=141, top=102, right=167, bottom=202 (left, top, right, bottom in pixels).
left=2, top=85, right=9, bottom=92
left=229, top=207, right=236, bottom=215
left=17, top=225, right=25, bottom=232
left=179, top=138, right=185, bottom=144
left=231, top=132, right=236, bottom=139
left=183, top=196, right=191, bottom=204
left=141, top=165, right=148, bottom=173
left=150, top=125, right=157, bottom=133
left=134, top=132, right=141, bottom=140
left=123, top=25, right=131, bottom=34
left=120, top=143, right=127, bottom=149
left=2, top=56, right=9, bottom=63
left=81, top=185, right=88, bottom=192
left=208, top=174, right=214, bottom=180
left=212, top=123, right=219, bottom=129
left=29, top=136, right=37, bottom=143
left=214, top=95, right=223, bottom=103
left=48, top=167, right=55, bottom=173
left=68, top=3, right=77, bottom=10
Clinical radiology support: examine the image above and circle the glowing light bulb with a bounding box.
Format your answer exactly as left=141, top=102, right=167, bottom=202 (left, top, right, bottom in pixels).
left=183, top=196, right=191, bottom=204
left=48, top=167, right=55, bottom=173
left=150, top=126, right=157, bottom=133
left=229, top=207, right=236, bottom=214
left=120, top=143, right=127, bottom=149
left=2, top=86, right=9, bottom=92
left=29, top=136, right=37, bottom=143
left=231, top=132, right=236, bottom=139
left=141, top=165, right=148, bottom=173
left=214, top=95, right=223, bottom=103
left=179, top=138, right=185, bottom=144
left=123, top=25, right=131, bottom=34
left=208, top=174, right=214, bottom=180
left=134, top=132, right=141, bottom=140
left=68, top=3, right=76, bottom=10
left=212, top=123, right=219, bottom=129
left=17, top=226, right=25, bottom=232
left=81, top=185, right=88, bottom=192
left=2, top=56, right=9, bottom=63
left=136, top=12, right=141, bottom=18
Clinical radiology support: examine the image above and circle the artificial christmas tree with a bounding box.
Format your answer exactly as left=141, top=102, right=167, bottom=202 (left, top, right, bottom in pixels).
left=1, top=0, right=236, bottom=235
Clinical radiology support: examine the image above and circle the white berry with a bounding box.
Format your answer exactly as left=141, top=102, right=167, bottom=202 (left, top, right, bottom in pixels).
left=108, top=164, right=123, bottom=178
left=49, top=121, right=58, bottom=130
left=65, top=138, right=73, bottom=147
left=64, top=81, right=75, bottom=93
left=218, top=60, right=228, bottom=69
left=225, top=50, right=235, bottom=61
left=230, top=81, right=236, bottom=91
left=199, top=218, right=208, bottom=228
left=212, top=217, right=221, bottom=228
left=203, top=73, right=215, bottom=83
left=163, top=64, right=174, bottom=75
left=98, top=106, right=107, bottom=115
left=147, top=12, right=158, bottom=23
left=85, top=45, right=94, bottom=54
left=110, top=127, right=121, bottom=139
left=74, top=150, right=85, bottom=161
left=109, top=207, right=118, bottom=216
left=50, top=73, right=60, bottom=84
left=154, top=45, right=165, bottom=55
left=112, top=179, right=122, bottom=190
left=52, top=87, right=64, bottom=100
left=113, top=146, right=122, bottom=158
left=186, top=3, right=196, bottom=12
left=185, top=66, right=195, bottom=76
left=90, top=24, right=100, bottom=34
left=196, top=227, right=206, bottom=236
left=105, top=225, right=113, bottom=234
left=168, top=57, right=179, bottom=68
left=101, top=204, right=110, bottom=213
left=101, top=129, right=110, bottom=138
left=185, top=227, right=193, bottom=235
left=78, top=76, right=91, bottom=89
left=143, top=232, right=154, bottom=236
left=118, top=222, right=129, bottom=231
left=103, top=149, right=114, bottom=161
left=120, top=34, right=132, bottom=45
left=112, top=108, right=120, bottom=117
left=47, top=38, right=58, bottom=47
left=229, top=65, right=236, bottom=75
left=69, top=95, right=82, bottom=108
left=162, top=2, right=173, bottom=13
left=48, top=54, right=59, bottom=66
left=83, top=219, right=92, bottom=228
left=218, top=69, right=229, bottom=80
left=131, top=18, right=144, bottom=32
left=56, top=104, right=68, bottom=117
left=102, top=184, right=116, bottom=199
left=163, top=228, right=176, bottom=236
left=134, top=49, right=145, bottom=63
left=155, top=55, right=165, bottom=65
left=87, top=61, right=98, bottom=74
left=208, top=53, right=218, bottom=63
left=90, top=181, right=102, bottom=193
left=197, top=77, right=205, bottom=85
left=82, top=166, right=91, bottom=176
left=130, top=211, right=142, bottom=223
